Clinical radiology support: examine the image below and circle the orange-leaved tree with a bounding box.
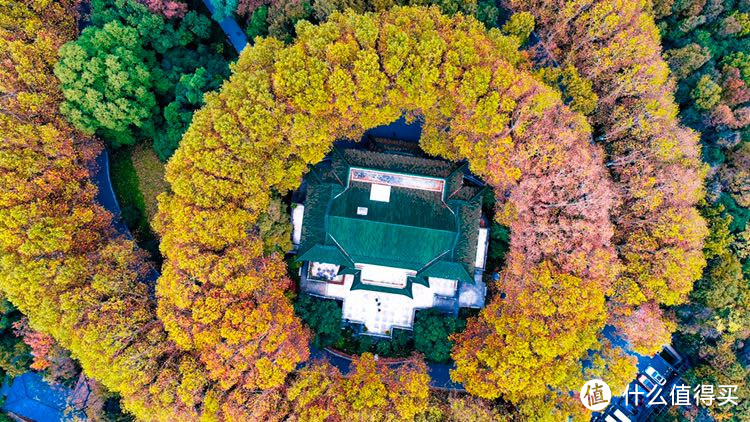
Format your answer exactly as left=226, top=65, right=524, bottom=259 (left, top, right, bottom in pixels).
left=286, top=354, right=430, bottom=420
left=504, top=0, right=708, bottom=355
left=0, top=1, right=240, bottom=419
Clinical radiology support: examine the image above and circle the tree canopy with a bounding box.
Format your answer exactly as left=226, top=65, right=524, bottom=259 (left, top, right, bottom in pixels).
left=55, top=21, right=157, bottom=147
left=0, top=1, right=712, bottom=419
left=156, top=5, right=620, bottom=417
left=507, top=0, right=707, bottom=356
left=413, top=309, right=465, bottom=363
left=55, top=0, right=230, bottom=160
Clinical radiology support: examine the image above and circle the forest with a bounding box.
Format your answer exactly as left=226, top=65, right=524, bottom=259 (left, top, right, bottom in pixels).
left=0, top=0, right=747, bottom=420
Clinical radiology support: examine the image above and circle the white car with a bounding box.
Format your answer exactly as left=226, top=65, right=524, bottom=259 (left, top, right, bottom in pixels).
left=637, top=374, right=658, bottom=394
left=645, top=366, right=667, bottom=385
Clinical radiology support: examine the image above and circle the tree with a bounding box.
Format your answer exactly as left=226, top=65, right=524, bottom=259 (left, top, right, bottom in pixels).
left=536, top=65, right=599, bottom=115
left=141, top=0, right=188, bottom=18
left=692, top=74, right=723, bottom=110
left=485, top=222, right=509, bottom=271
left=501, top=11, right=534, bottom=43
left=442, top=394, right=502, bottom=422
left=612, top=302, right=677, bottom=355
left=155, top=67, right=225, bottom=160
left=246, top=5, right=269, bottom=40
left=294, top=295, right=342, bottom=348
left=2, top=4, right=680, bottom=419
left=0, top=300, right=31, bottom=378
left=721, top=11, right=750, bottom=37
left=474, top=0, right=499, bottom=28
left=664, top=43, right=710, bottom=79
left=336, top=353, right=430, bottom=420
left=266, top=0, right=313, bottom=42
left=286, top=355, right=431, bottom=420
left=584, top=341, right=638, bottom=394
left=506, top=0, right=707, bottom=358
left=72, top=0, right=229, bottom=159
left=237, top=0, right=271, bottom=16
left=723, top=53, right=750, bottom=84
left=312, top=0, right=367, bottom=20
left=285, top=361, right=339, bottom=420
left=413, top=309, right=465, bottom=362
left=452, top=262, right=606, bottom=401
left=1, top=2, right=227, bottom=419
left=157, top=8, right=615, bottom=417
left=671, top=203, right=750, bottom=421
left=720, top=142, right=750, bottom=207
left=13, top=319, right=79, bottom=385
left=656, top=0, right=750, bottom=185
left=55, top=22, right=157, bottom=147
left=211, top=0, right=239, bottom=20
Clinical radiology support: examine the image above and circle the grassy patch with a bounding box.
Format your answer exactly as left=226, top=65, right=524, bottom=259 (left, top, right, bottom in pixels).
left=109, top=146, right=147, bottom=232
left=131, top=144, right=168, bottom=222
left=108, top=145, right=163, bottom=263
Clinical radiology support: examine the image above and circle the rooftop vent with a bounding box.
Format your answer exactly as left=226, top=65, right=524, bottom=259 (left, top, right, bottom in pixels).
left=356, top=207, right=368, bottom=216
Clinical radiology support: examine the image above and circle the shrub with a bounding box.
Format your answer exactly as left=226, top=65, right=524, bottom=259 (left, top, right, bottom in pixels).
left=413, top=310, right=466, bottom=362
left=294, top=295, right=342, bottom=348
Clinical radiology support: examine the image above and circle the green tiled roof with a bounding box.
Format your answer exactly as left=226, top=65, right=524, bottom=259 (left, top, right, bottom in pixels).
left=327, top=215, right=454, bottom=270
left=299, top=147, right=483, bottom=286
left=298, top=181, right=343, bottom=251
left=297, top=244, right=353, bottom=266
left=408, top=276, right=430, bottom=287
left=418, top=260, right=473, bottom=283
left=337, top=148, right=457, bottom=179
left=338, top=267, right=360, bottom=276
left=329, top=182, right=454, bottom=229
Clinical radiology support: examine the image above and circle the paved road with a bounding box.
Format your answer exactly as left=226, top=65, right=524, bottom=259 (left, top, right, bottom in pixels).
left=93, top=149, right=129, bottom=237
left=91, top=149, right=160, bottom=290
left=202, top=0, right=248, bottom=53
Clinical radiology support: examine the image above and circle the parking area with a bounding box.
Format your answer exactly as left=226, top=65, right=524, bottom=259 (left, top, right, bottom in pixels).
left=595, top=346, right=689, bottom=422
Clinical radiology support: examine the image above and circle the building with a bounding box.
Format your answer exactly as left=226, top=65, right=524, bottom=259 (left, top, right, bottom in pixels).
left=292, top=141, right=489, bottom=336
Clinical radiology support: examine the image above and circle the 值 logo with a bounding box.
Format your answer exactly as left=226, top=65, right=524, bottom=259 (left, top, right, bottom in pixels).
left=580, top=379, right=612, bottom=411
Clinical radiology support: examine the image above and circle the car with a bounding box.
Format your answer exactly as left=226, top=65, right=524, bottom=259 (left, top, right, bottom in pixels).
left=637, top=374, right=658, bottom=395
left=645, top=366, right=667, bottom=385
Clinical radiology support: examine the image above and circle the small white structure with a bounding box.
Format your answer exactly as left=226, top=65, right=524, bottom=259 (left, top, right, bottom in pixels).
left=291, top=204, right=305, bottom=248
left=475, top=227, right=489, bottom=269
left=357, top=263, right=411, bottom=288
